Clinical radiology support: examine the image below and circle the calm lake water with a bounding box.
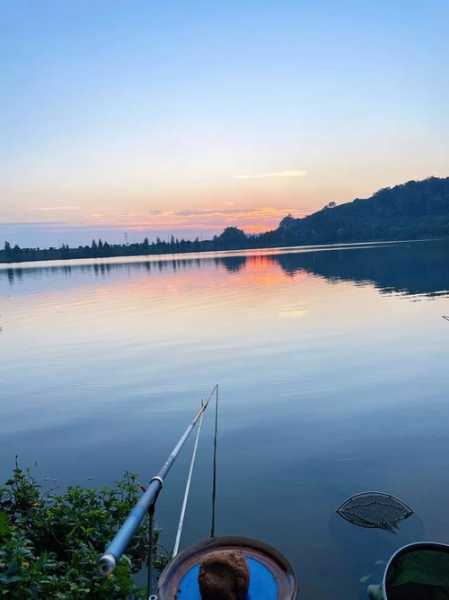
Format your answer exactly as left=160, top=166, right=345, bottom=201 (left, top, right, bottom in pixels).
left=1, top=240, right=449, bottom=599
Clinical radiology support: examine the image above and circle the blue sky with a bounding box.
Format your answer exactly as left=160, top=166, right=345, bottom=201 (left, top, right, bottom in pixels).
left=1, top=1, right=448, bottom=245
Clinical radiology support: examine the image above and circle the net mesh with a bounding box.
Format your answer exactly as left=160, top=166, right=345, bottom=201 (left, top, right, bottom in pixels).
left=337, top=492, right=413, bottom=531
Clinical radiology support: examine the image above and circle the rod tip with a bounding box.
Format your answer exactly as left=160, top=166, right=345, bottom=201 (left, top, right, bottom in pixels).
left=98, top=553, right=116, bottom=576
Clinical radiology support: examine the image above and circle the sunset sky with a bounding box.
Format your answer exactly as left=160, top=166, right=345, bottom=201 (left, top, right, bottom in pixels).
left=1, top=1, right=448, bottom=246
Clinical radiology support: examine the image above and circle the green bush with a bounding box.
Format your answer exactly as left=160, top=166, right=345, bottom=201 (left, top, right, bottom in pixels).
left=0, top=462, right=167, bottom=598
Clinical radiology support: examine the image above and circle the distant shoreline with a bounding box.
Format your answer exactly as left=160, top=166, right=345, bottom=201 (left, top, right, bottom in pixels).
left=0, top=238, right=439, bottom=270
left=3, top=176, right=449, bottom=266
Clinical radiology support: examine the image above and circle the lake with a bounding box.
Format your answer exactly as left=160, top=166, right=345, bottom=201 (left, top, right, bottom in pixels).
left=1, top=239, right=449, bottom=599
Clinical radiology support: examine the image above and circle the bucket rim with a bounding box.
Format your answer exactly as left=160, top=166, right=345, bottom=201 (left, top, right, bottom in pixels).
left=158, top=535, right=299, bottom=599
left=382, top=540, right=449, bottom=598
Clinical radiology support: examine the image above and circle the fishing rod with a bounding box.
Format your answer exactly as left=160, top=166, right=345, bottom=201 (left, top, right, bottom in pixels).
left=98, top=385, right=218, bottom=576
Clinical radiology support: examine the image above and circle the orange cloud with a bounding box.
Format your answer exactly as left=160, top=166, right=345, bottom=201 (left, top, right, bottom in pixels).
left=232, top=170, right=308, bottom=179
left=85, top=205, right=311, bottom=234
left=35, top=206, right=81, bottom=212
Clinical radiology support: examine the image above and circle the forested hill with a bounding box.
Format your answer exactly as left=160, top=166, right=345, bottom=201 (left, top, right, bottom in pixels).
left=1, top=176, right=449, bottom=264
left=262, top=176, right=449, bottom=246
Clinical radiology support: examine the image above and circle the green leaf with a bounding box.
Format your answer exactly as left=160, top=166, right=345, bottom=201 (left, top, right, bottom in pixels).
left=0, top=512, right=10, bottom=538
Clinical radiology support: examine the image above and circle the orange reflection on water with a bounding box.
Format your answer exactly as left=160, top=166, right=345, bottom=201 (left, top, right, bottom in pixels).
left=2, top=251, right=385, bottom=358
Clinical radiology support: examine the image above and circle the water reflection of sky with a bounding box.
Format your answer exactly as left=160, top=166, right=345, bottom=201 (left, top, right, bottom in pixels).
left=1, top=240, right=449, bottom=599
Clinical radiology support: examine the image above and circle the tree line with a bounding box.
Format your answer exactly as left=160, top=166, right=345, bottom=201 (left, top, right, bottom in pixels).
left=2, top=176, right=449, bottom=264
left=0, top=228, right=254, bottom=264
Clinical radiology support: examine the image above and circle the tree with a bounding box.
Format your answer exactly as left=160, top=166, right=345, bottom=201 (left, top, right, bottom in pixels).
left=217, top=227, right=247, bottom=249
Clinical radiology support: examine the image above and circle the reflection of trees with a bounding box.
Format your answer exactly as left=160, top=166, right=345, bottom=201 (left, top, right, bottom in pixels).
left=0, top=255, right=248, bottom=285
left=218, top=256, right=247, bottom=273
left=269, top=241, right=449, bottom=297
left=1, top=241, right=448, bottom=299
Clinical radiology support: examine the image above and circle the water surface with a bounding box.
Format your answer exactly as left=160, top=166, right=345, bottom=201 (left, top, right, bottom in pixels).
left=1, top=240, right=449, bottom=599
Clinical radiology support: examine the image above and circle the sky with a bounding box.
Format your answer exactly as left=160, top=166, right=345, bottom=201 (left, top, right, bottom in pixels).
left=1, top=0, right=449, bottom=247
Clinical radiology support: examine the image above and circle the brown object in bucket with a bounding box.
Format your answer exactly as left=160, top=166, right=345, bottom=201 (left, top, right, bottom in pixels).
left=198, top=550, right=250, bottom=600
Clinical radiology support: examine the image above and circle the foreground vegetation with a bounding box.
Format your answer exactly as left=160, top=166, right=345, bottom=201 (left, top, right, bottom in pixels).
left=0, top=463, right=166, bottom=599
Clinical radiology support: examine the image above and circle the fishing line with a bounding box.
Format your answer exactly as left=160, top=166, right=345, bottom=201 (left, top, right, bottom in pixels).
left=172, top=408, right=205, bottom=557
left=210, top=384, right=219, bottom=538
left=146, top=504, right=155, bottom=597
left=99, top=386, right=217, bottom=575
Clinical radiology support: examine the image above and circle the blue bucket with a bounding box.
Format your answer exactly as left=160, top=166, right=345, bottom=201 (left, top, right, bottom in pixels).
left=157, top=536, right=298, bottom=599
